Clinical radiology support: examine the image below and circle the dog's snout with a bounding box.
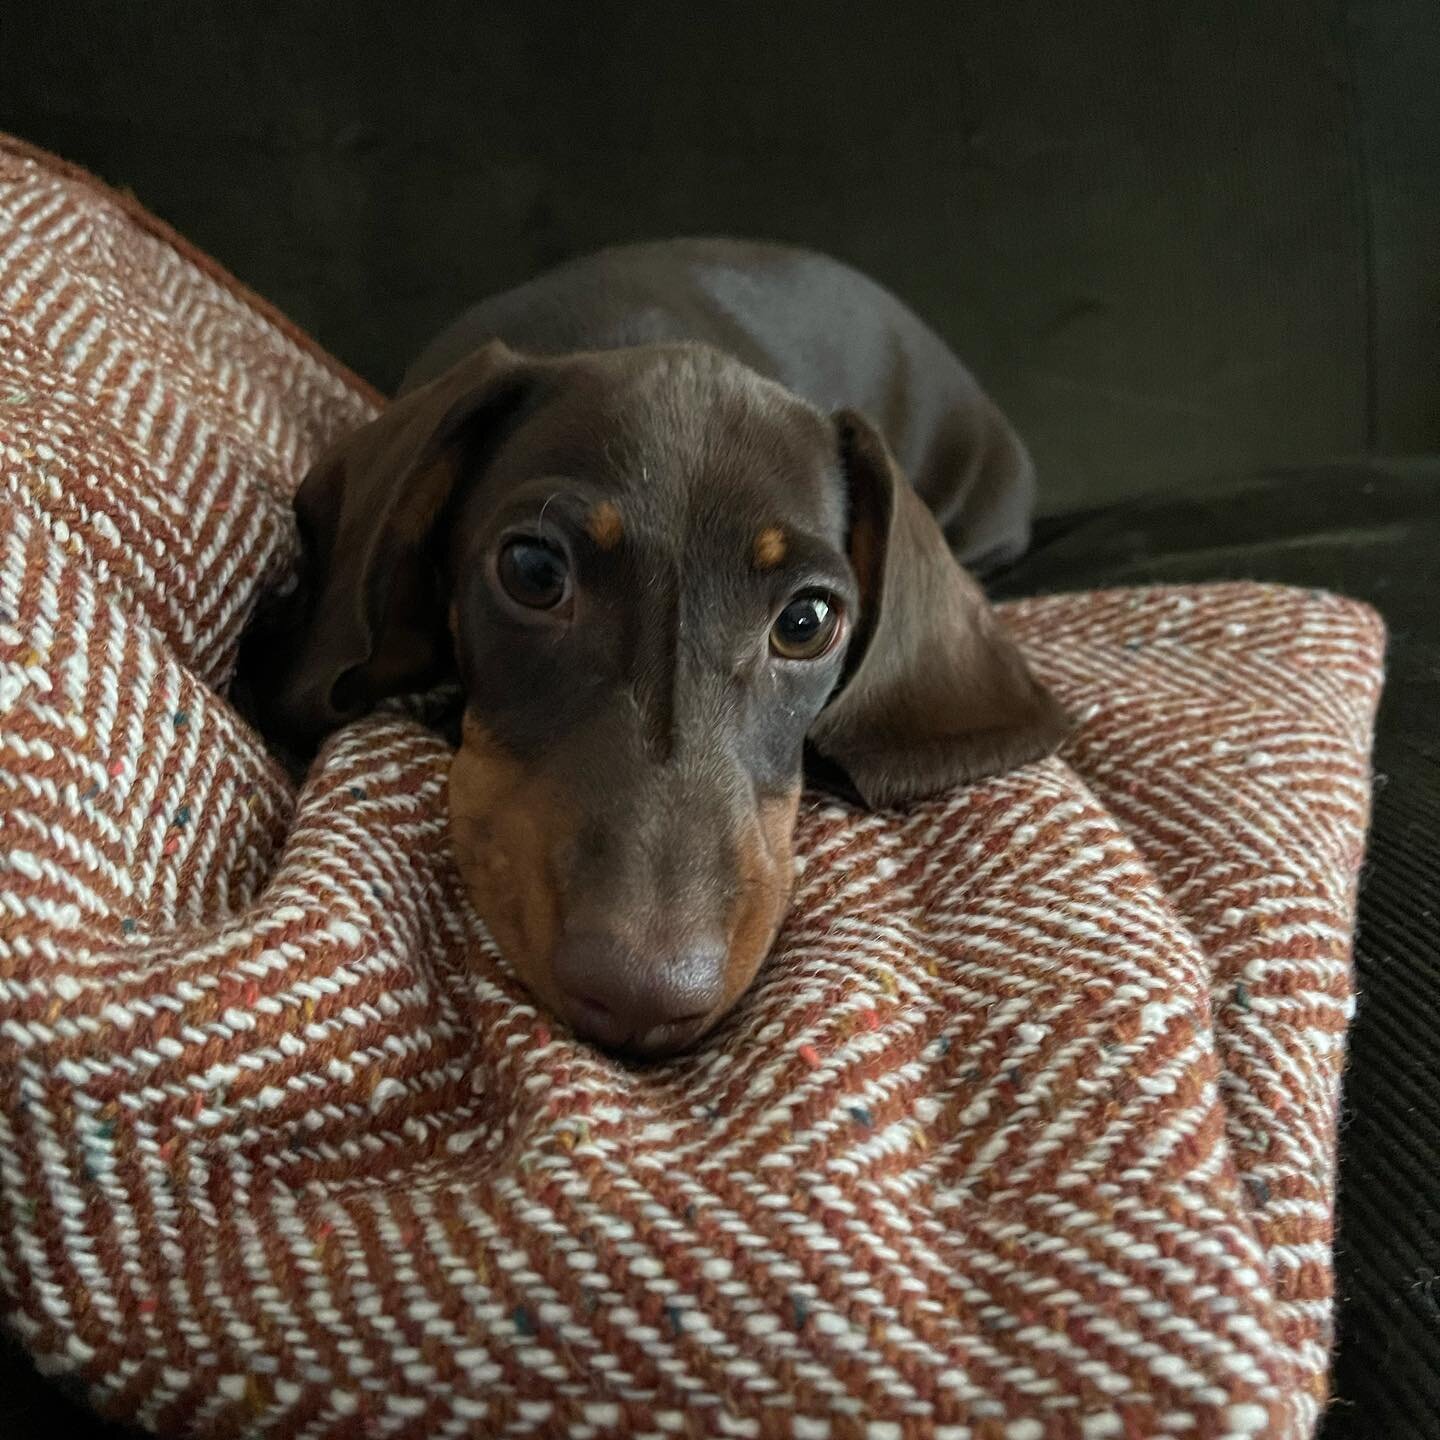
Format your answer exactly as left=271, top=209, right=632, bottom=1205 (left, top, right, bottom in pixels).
left=552, top=929, right=727, bottom=1056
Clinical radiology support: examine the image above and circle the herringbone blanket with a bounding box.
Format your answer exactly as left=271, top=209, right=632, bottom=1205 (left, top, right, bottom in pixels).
left=0, top=138, right=1384, bottom=1440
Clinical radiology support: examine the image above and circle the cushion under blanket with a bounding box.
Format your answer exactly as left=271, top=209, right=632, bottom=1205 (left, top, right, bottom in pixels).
left=0, top=138, right=1385, bottom=1440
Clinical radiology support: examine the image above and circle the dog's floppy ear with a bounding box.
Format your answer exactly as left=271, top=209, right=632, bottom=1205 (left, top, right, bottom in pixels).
left=240, top=339, right=534, bottom=751
left=808, top=409, right=1071, bottom=807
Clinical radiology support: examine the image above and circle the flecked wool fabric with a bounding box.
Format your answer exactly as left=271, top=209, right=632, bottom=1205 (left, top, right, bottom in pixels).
left=0, top=138, right=1385, bottom=1440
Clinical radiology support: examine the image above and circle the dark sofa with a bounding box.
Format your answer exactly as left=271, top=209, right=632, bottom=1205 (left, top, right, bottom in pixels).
left=2, top=3, right=1436, bottom=1434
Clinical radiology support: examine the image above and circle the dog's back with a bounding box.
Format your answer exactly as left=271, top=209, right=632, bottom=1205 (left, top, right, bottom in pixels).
left=403, top=239, right=1033, bottom=573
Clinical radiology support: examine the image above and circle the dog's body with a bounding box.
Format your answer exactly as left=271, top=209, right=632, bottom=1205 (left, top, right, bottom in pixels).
left=401, top=240, right=1033, bottom=576
left=240, top=239, right=1069, bottom=1056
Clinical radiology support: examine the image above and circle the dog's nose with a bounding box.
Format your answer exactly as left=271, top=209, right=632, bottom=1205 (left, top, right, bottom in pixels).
left=552, top=929, right=728, bottom=1055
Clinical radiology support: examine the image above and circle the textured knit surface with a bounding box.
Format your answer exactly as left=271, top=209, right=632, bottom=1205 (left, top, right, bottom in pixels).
left=989, top=466, right=1440, bottom=1440
left=0, top=141, right=1386, bottom=1440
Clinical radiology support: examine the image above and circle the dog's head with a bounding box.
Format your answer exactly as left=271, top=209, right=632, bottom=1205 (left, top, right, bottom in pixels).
left=243, top=340, right=1069, bottom=1056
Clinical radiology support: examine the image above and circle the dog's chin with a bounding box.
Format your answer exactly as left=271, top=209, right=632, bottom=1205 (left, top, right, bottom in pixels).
left=603, top=952, right=773, bottom=1062
left=456, top=859, right=788, bottom=1061
left=492, top=944, right=762, bottom=1061
left=521, top=966, right=741, bottom=1061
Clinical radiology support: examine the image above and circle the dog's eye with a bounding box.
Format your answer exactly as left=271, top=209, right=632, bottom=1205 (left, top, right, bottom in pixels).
left=497, top=537, right=570, bottom=610
left=771, top=592, right=842, bottom=660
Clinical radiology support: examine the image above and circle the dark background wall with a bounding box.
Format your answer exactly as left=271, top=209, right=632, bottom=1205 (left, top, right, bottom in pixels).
left=2, top=0, right=1436, bottom=512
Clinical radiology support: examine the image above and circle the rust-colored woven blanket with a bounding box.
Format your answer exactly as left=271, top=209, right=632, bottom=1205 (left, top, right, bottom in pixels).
left=0, top=140, right=1385, bottom=1440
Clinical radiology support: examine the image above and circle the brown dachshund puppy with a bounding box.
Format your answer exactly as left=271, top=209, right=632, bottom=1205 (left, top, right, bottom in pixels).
left=239, top=239, right=1070, bottom=1057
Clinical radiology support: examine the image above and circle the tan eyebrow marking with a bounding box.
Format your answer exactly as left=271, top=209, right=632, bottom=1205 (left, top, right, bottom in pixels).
left=753, top=526, right=788, bottom=570
left=585, top=500, right=624, bottom=550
